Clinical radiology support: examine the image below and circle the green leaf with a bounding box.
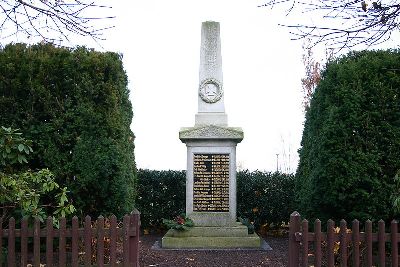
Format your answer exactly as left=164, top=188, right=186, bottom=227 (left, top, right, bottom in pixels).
left=18, top=144, right=24, bottom=152
left=69, top=205, right=75, bottom=213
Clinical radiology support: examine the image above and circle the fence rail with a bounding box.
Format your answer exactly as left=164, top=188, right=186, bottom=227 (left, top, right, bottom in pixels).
left=289, top=211, right=399, bottom=267
left=0, top=209, right=140, bottom=267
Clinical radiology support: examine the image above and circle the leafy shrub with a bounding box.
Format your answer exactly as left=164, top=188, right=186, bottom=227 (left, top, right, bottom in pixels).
left=237, top=170, right=295, bottom=229
left=297, top=50, right=400, bottom=223
left=0, top=43, right=136, bottom=218
left=0, top=127, right=75, bottom=225
left=136, top=169, right=186, bottom=230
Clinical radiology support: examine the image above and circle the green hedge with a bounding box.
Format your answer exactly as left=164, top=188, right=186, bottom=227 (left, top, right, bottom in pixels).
left=0, top=43, right=136, bottom=218
left=297, top=50, right=400, bottom=223
left=237, top=170, right=295, bottom=229
left=137, top=169, right=295, bottom=230
left=136, top=169, right=186, bottom=229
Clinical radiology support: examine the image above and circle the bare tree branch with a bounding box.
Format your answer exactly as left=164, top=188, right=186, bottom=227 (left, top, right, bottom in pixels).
left=0, top=0, right=114, bottom=45
left=261, top=0, right=400, bottom=50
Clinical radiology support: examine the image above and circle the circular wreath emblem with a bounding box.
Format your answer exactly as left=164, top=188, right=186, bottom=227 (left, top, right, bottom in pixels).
left=199, top=78, right=223, bottom=104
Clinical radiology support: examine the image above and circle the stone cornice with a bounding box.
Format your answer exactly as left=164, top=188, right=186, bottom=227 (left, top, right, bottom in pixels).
left=179, top=125, right=243, bottom=143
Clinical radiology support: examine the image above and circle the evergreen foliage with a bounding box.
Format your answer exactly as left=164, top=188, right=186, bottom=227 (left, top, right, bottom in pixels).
left=297, top=50, right=400, bottom=223
left=237, top=170, right=295, bottom=229
left=0, top=43, right=136, bottom=218
left=136, top=169, right=186, bottom=230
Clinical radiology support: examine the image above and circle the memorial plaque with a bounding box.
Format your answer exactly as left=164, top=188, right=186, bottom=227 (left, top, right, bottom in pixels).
left=193, top=153, right=229, bottom=212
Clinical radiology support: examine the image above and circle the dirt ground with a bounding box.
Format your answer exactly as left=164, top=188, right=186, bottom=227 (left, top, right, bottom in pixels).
left=139, top=234, right=289, bottom=267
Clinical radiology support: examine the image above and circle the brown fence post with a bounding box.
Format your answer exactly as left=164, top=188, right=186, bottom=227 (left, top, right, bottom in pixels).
left=84, top=215, right=92, bottom=266
left=289, top=211, right=301, bottom=267
left=97, top=215, right=105, bottom=267
left=302, top=219, right=309, bottom=267
left=21, top=217, right=28, bottom=266
left=71, top=216, right=79, bottom=267
left=33, top=217, right=41, bottom=267
left=123, top=214, right=130, bottom=267
left=8, top=217, right=15, bottom=267
left=391, top=220, right=398, bottom=267
left=327, top=219, right=335, bottom=267
left=352, top=220, right=360, bottom=267
left=365, top=220, right=373, bottom=267
left=339, top=220, right=348, bottom=267
left=110, top=215, right=117, bottom=265
left=0, top=218, right=2, bottom=267
left=59, top=217, right=66, bottom=267
left=129, top=209, right=140, bottom=267
left=46, top=216, right=54, bottom=267
left=378, top=220, right=385, bottom=267
left=314, top=219, right=322, bottom=267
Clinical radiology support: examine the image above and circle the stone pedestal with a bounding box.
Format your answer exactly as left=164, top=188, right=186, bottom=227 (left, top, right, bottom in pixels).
left=179, top=125, right=243, bottom=227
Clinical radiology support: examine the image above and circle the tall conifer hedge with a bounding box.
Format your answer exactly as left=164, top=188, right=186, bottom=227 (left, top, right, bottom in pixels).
left=297, top=50, right=400, bottom=223
left=0, top=43, right=136, bottom=217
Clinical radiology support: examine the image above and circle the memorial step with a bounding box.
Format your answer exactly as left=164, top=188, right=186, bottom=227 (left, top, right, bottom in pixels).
left=163, top=224, right=249, bottom=237
left=162, top=232, right=261, bottom=249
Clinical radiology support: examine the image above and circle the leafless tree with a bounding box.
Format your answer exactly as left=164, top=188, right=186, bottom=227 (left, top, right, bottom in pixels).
left=0, top=0, right=114, bottom=45
left=300, top=39, right=334, bottom=111
left=261, top=1, right=400, bottom=50
left=301, top=40, right=321, bottom=111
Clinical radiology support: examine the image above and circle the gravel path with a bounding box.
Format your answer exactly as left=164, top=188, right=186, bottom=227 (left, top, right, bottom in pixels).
left=139, top=234, right=289, bottom=267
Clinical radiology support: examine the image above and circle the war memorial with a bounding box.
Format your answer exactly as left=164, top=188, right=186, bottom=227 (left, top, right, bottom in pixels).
left=162, top=21, right=261, bottom=249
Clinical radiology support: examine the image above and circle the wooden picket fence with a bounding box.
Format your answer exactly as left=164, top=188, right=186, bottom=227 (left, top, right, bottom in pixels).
left=289, top=211, right=400, bottom=267
left=0, top=209, right=140, bottom=267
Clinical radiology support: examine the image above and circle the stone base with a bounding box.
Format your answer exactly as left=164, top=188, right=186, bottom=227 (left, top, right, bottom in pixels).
left=190, top=212, right=235, bottom=227
left=161, top=224, right=262, bottom=249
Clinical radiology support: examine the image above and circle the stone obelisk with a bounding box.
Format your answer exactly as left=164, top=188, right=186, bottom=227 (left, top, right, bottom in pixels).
left=195, top=21, right=227, bottom=126
left=162, top=21, right=260, bottom=249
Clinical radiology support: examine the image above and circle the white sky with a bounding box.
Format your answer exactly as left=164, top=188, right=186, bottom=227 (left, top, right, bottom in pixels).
left=99, top=0, right=306, bottom=172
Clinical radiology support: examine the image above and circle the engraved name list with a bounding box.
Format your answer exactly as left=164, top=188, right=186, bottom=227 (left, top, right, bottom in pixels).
left=193, top=154, right=229, bottom=212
